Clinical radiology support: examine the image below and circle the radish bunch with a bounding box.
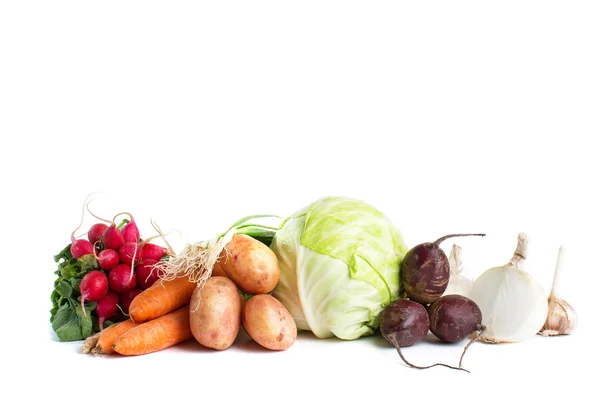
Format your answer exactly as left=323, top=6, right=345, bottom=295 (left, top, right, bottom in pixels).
left=74, top=210, right=171, bottom=330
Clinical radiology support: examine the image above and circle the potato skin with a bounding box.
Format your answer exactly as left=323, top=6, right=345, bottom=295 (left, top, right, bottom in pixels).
left=239, top=293, right=247, bottom=312
left=242, top=294, right=297, bottom=351
left=211, top=259, right=227, bottom=277
left=189, top=276, right=241, bottom=350
left=220, top=234, right=280, bottom=295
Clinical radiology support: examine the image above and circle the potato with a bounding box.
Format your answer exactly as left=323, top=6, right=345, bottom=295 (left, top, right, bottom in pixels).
left=242, top=294, right=297, bottom=351
left=219, top=234, right=280, bottom=295
left=211, top=258, right=227, bottom=277
left=239, top=293, right=247, bottom=312
left=189, top=276, right=242, bottom=350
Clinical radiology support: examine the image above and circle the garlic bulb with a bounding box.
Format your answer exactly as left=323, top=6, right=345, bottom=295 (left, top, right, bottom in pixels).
left=469, top=232, right=548, bottom=343
left=443, top=244, right=473, bottom=297
left=540, top=246, right=577, bottom=336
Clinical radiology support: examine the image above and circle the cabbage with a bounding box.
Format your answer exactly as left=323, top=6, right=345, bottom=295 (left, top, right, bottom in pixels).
left=270, top=196, right=408, bottom=340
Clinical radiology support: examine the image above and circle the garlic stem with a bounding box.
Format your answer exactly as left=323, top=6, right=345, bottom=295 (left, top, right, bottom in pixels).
left=504, top=232, right=527, bottom=269
left=550, top=246, right=566, bottom=296
left=539, top=245, right=577, bottom=336
left=449, top=244, right=463, bottom=275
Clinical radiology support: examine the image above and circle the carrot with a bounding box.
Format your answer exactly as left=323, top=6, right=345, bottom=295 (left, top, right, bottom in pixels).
left=91, top=319, right=139, bottom=355
left=129, top=276, right=196, bottom=323
left=112, top=305, right=192, bottom=356
left=81, top=331, right=101, bottom=354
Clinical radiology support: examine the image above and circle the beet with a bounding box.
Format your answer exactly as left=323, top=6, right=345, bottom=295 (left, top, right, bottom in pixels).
left=428, top=294, right=483, bottom=343
left=381, top=298, right=430, bottom=347
left=381, top=297, right=468, bottom=372
left=401, top=233, right=485, bottom=304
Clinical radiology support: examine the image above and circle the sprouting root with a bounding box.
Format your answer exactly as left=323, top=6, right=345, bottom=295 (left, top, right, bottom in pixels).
left=154, top=229, right=234, bottom=292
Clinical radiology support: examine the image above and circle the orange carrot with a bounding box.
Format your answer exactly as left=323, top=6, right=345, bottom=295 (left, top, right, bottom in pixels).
left=91, top=319, right=139, bottom=355
left=112, top=305, right=192, bottom=356
left=129, top=276, right=196, bottom=323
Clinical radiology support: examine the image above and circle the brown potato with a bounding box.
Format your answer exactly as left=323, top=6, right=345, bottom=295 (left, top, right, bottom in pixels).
left=219, top=234, right=280, bottom=295
left=211, top=258, right=227, bottom=277
left=242, top=294, right=297, bottom=351
left=239, top=293, right=247, bottom=313
left=189, top=276, right=241, bottom=350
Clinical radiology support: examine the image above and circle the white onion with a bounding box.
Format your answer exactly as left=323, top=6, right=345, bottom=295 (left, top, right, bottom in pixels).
left=469, top=233, right=548, bottom=343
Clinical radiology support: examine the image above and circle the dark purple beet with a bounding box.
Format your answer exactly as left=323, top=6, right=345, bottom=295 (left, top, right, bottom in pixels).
left=381, top=298, right=429, bottom=347
left=401, top=233, right=485, bottom=304
left=381, top=298, right=468, bottom=372
left=428, top=294, right=483, bottom=343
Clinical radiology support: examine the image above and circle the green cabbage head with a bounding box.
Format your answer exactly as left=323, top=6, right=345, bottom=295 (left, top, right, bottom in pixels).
left=270, top=196, right=408, bottom=340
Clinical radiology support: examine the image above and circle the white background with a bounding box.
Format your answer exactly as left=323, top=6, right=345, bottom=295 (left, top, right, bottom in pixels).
left=1, top=1, right=598, bottom=399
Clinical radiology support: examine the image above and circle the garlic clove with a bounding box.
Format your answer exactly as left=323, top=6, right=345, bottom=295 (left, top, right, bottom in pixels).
left=539, top=292, right=578, bottom=336
left=539, top=246, right=577, bottom=337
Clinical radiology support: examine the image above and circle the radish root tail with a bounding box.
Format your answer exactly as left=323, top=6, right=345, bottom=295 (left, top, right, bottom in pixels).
left=73, top=193, right=97, bottom=240
left=113, top=211, right=134, bottom=224
left=86, top=198, right=113, bottom=224
left=116, top=304, right=129, bottom=317
left=81, top=296, right=88, bottom=318
left=129, top=242, right=138, bottom=282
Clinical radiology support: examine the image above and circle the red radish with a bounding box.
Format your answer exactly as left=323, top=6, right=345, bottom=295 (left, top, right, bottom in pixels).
left=87, top=223, right=108, bottom=244
left=118, top=242, right=142, bottom=266
left=70, top=194, right=97, bottom=259
left=142, top=243, right=169, bottom=261
left=117, top=212, right=140, bottom=243
left=96, top=248, right=119, bottom=271
left=135, top=259, right=163, bottom=289
left=108, top=264, right=137, bottom=293
left=102, top=223, right=124, bottom=250
left=70, top=208, right=94, bottom=259
left=119, top=288, right=143, bottom=314
left=95, top=291, right=119, bottom=330
left=80, top=271, right=109, bottom=317
left=143, top=219, right=177, bottom=260
left=70, top=237, right=94, bottom=259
